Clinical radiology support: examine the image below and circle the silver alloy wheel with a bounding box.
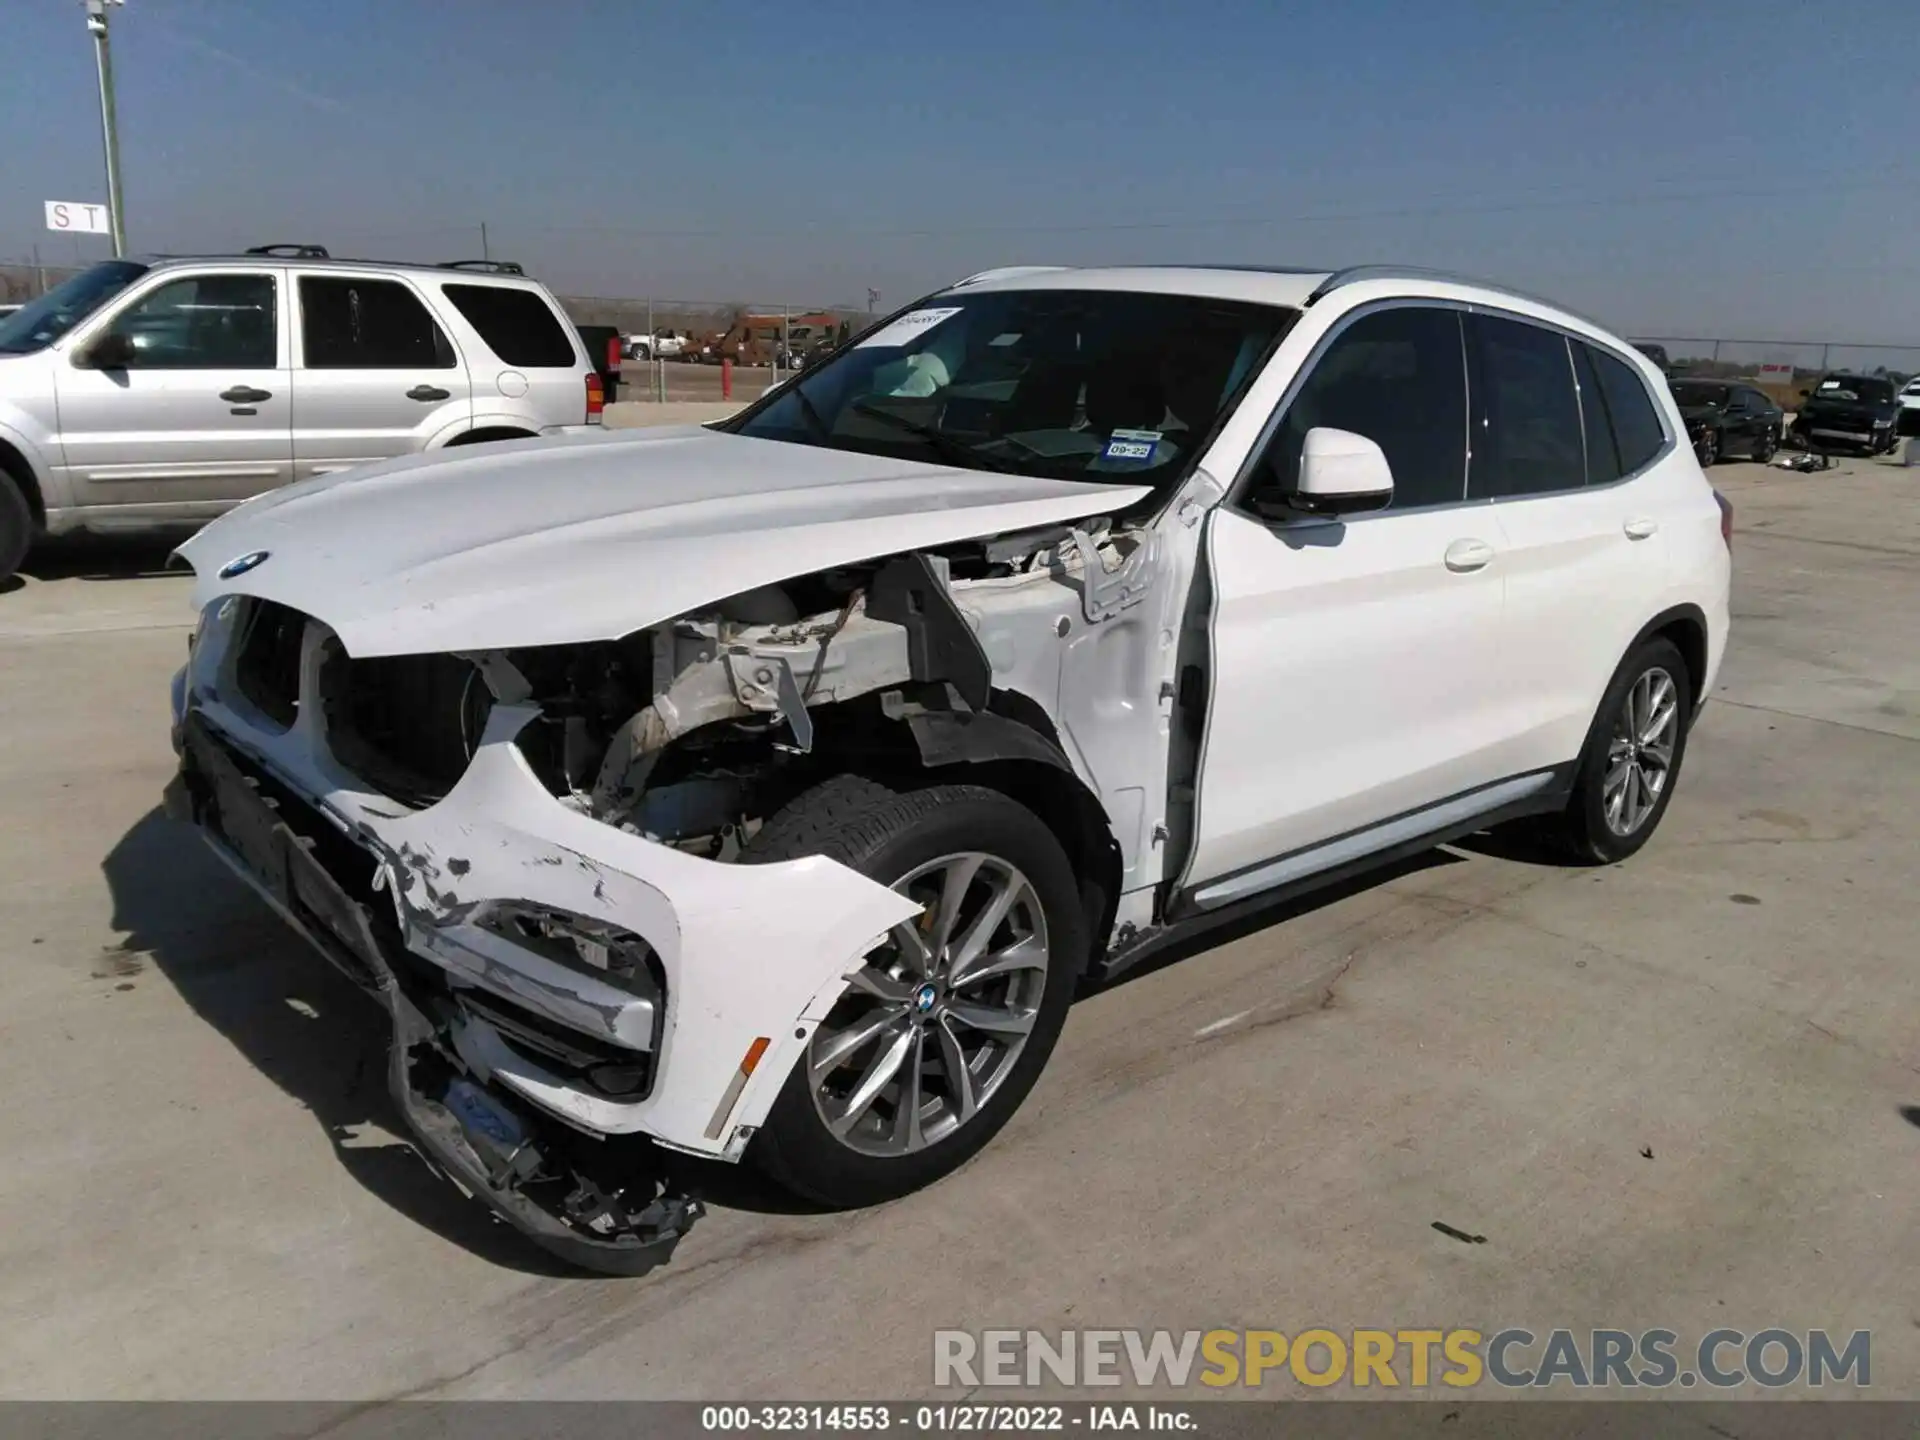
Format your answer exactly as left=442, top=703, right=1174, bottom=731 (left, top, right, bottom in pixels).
left=1603, top=666, right=1680, bottom=837
left=807, top=851, right=1050, bottom=1157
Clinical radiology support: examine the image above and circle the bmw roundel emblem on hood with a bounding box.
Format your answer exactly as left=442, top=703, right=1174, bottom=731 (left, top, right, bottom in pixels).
left=217, top=550, right=272, bottom=579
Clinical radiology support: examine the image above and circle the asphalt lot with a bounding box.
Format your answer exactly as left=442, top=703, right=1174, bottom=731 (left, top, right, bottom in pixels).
left=0, top=451, right=1915, bottom=1401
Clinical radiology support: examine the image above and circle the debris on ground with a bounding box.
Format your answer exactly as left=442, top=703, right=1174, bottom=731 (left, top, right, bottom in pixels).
left=1432, top=1221, right=1488, bottom=1245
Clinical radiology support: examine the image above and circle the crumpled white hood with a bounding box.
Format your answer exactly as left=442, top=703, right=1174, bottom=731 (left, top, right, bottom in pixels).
left=176, top=426, right=1149, bottom=657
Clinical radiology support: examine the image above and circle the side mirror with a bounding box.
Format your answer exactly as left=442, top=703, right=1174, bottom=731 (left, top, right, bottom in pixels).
left=1254, top=427, right=1395, bottom=519
left=79, top=331, right=135, bottom=369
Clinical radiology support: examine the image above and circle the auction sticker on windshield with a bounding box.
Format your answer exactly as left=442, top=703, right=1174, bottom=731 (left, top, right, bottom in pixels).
left=857, top=307, right=963, bottom=349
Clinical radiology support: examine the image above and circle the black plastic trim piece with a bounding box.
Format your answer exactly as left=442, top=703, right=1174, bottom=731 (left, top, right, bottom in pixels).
left=866, top=553, right=994, bottom=712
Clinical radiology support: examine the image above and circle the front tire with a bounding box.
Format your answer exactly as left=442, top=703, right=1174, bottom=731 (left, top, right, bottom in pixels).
left=1534, top=637, right=1693, bottom=865
left=742, top=777, right=1085, bottom=1207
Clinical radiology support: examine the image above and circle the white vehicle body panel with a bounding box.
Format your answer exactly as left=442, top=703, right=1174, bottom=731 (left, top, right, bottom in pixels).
left=174, top=426, right=1150, bottom=656
left=163, top=261, right=1732, bottom=1266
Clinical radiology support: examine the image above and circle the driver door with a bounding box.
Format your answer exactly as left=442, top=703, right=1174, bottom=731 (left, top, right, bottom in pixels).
left=1181, top=304, right=1520, bottom=897
left=53, top=268, right=294, bottom=511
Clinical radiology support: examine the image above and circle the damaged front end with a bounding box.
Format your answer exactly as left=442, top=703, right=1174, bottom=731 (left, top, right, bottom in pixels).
left=169, top=502, right=1174, bottom=1273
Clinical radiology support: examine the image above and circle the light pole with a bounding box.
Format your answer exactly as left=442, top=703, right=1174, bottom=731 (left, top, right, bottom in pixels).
left=83, top=0, right=128, bottom=258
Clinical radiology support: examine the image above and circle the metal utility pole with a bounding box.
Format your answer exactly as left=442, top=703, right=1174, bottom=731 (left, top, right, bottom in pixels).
left=480, top=221, right=490, bottom=261
left=83, top=0, right=128, bottom=257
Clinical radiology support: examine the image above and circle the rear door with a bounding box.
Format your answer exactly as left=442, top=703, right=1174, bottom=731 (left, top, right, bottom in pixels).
left=1464, top=314, right=1678, bottom=773
left=289, top=272, right=472, bottom=479
left=52, top=267, right=293, bottom=508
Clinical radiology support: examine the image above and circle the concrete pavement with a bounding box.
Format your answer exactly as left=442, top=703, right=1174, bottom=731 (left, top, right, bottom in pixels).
left=0, top=454, right=1914, bottom=1400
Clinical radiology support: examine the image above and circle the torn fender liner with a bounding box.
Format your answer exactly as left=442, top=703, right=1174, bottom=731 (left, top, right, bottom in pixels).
left=177, top=713, right=699, bottom=1275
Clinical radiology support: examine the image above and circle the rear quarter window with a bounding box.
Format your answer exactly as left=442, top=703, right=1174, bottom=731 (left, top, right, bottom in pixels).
left=1585, top=344, right=1667, bottom=474
left=441, top=284, right=579, bottom=368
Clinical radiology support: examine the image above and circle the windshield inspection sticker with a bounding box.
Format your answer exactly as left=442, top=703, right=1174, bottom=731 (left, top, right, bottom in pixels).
left=1101, top=428, right=1162, bottom=464
left=856, top=307, right=963, bottom=350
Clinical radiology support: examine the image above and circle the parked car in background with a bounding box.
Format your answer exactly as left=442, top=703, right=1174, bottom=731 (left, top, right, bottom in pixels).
left=0, top=245, right=601, bottom=582
left=167, top=261, right=1730, bottom=1272
left=624, top=332, right=686, bottom=361
left=1633, top=342, right=1672, bottom=374
left=1790, top=373, right=1902, bottom=455
left=1668, top=379, right=1783, bottom=466
left=1899, top=376, right=1920, bottom=435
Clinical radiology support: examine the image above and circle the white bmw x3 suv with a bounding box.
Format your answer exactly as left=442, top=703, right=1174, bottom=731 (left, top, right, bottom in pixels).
left=167, top=264, right=1732, bottom=1271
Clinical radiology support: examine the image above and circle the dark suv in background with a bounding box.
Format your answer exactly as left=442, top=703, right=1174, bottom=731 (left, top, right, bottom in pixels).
left=1791, top=373, right=1901, bottom=455
left=1669, top=380, right=1783, bottom=466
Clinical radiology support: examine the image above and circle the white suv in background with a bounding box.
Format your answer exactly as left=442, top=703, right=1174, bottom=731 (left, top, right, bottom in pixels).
left=0, top=246, right=602, bottom=580
left=1900, top=376, right=1920, bottom=433
left=168, top=263, right=1731, bottom=1272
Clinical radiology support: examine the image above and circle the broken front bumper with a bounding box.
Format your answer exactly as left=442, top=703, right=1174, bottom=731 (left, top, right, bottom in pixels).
left=168, top=609, right=919, bottom=1271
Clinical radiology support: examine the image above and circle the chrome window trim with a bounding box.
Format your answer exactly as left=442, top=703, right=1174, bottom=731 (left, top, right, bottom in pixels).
left=1225, top=295, right=1678, bottom=528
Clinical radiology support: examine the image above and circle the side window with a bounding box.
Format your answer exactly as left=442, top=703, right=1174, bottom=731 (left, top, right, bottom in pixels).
left=441, top=284, right=577, bottom=366
left=1586, top=344, right=1666, bottom=474
left=103, top=273, right=276, bottom=369
left=1250, top=305, right=1467, bottom=511
left=1572, top=342, right=1622, bottom=486
left=299, top=277, right=454, bottom=369
left=1466, top=314, right=1584, bottom=499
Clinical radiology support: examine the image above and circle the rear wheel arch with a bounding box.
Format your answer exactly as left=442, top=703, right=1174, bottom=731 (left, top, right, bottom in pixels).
left=444, top=426, right=538, bottom=448
left=1632, top=603, right=1709, bottom=721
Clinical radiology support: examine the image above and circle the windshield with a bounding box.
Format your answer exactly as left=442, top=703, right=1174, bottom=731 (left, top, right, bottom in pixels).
left=0, top=261, right=149, bottom=355
left=1814, top=376, right=1893, bottom=403
left=1669, top=381, right=1730, bottom=406
left=726, top=288, right=1294, bottom=487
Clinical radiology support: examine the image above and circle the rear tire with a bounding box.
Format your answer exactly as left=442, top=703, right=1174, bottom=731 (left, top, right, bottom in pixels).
left=1694, top=429, right=1720, bottom=467
left=1752, top=427, right=1778, bottom=464
left=0, top=471, right=33, bottom=584
left=741, top=777, right=1085, bottom=1207
left=1532, top=637, right=1693, bottom=865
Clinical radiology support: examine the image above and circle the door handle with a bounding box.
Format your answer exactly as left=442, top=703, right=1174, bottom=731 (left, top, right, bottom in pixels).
left=406, top=385, right=451, bottom=402
left=1624, top=517, right=1659, bottom=540
left=1443, top=538, right=1496, bottom=572
left=219, top=385, right=272, bottom=404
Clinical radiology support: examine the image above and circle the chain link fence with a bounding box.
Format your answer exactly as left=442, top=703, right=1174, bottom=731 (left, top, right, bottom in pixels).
left=1630, top=336, right=1919, bottom=388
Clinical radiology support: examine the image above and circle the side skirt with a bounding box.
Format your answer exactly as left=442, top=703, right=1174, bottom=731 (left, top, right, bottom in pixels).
left=1101, top=764, right=1576, bottom=981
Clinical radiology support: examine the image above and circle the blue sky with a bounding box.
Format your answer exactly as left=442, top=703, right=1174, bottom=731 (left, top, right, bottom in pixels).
left=3, top=0, right=1916, bottom=341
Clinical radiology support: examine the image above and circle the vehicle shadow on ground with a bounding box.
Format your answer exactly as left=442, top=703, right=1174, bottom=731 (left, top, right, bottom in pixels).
left=102, top=803, right=825, bottom=1275
left=14, top=530, right=198, bottom=587
left=1085, top=848, right=1469, bottom=996
left=102, top=805, right=595, bottom=1277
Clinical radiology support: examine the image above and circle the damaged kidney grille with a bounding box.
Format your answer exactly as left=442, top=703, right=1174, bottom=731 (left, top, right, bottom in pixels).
left=232, top=598, right=307, bottom=729
left=318, top=645, right=490, bottom=808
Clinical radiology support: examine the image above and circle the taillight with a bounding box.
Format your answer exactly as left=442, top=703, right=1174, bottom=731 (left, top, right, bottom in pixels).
left=606, top=336, right=623, bottom=372
left=1713, top=488, right=1733, bottom=550
left=585, top=372, right=605, bottom=420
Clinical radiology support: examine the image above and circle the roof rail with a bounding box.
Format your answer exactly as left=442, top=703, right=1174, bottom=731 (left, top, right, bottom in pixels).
left=438, top=259, right=525, bottom=275
left=245, top=243, right=330, bottom=258
left=1306, top=264, right=1596, bottom=321
left=948, top=265, right=1071, bottom=288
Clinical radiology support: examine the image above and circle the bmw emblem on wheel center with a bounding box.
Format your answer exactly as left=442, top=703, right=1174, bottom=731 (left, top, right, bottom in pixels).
left=914, top=983, right=938, bottom=1014
left=217, top=550, right=271, bottom=579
